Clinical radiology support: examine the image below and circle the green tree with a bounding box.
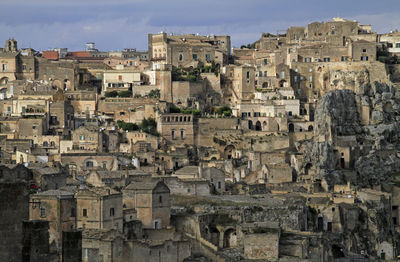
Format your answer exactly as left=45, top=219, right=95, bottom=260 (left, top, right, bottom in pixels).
left=105, top=91, right=118, bottom=97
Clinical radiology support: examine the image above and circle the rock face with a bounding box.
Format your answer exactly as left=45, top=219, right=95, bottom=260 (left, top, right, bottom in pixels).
left=300, top=78, right=400, bottom=188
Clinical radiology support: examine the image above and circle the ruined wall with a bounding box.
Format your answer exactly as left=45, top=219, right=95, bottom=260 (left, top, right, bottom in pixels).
left=243, top=233, right=279, bottom=260
left=0, top=181, right=29, bottom=262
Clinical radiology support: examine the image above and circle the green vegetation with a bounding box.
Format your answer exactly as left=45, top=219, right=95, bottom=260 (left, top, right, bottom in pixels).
left=215, top=105, right=232, bottom=117
left=117, top=120, right=139, bottom=131
left=140, top=118, right=158, bottom=136
left=148, top=89, right=160, bottom=98
left=240, top=42, right=256, bottom=49
left=117, top=118, right=158, bottom=136
left=105, top=90, right=132, bottom=98
left=172, top=62, right=220, bottom=81
left=118, top=90, right=132, bottom=97
left=170, top=105, right=201, bottom=116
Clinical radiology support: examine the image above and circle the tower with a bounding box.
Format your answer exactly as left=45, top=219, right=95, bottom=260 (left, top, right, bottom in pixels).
left=4, top=38, right=18, bottom=52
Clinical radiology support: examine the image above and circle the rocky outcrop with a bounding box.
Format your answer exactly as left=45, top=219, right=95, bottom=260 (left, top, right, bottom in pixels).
left=299, top=79, right=400, bottom=188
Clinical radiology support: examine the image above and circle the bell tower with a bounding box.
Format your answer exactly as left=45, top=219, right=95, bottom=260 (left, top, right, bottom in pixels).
left=4, top=38, right=18, bottom=52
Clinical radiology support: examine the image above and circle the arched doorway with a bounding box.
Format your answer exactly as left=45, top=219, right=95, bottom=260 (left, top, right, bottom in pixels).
left=305, top=163, right=312, bottom=175
left=255, top=121, right=262, bottom=131
left=248, top=120, right=253, bottom=130
left=288, top=123, right=294, bottom=132
left=223, top=228, right=237, bottom=248
left=340, top=153, right=345, bottom=168
left=224, top=145, right=235, bottom=160
left=317, top=217, right=323, bottom=231
left=0, top=77, right=9, bottom=86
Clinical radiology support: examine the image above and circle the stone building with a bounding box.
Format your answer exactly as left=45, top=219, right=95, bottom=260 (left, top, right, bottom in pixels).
left=123, top=180, right=171, bottom=229
left=76, top=187, right=123, bottom=232
left=71, top=125, right=103, bottom=152
left=148, top=32, right=230, bottom=66
left=29, top=189, right=77, bottom=254
left=157, top=113, right=195, bottom=145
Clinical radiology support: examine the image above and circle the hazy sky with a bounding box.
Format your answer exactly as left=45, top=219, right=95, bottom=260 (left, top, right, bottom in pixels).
left=1, top=0, right=400, bottom=51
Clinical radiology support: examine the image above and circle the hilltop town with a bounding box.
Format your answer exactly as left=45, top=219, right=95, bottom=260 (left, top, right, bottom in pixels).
left=1, top=17, right=400, bottom=261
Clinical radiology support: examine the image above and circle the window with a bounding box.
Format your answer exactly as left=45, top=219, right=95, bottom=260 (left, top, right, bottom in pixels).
left=22, top=65, right=26, bottom=71
left=2, top=64, right=6, bottom=72
left=79, top=135, right=85, bottom=140
left=102, top=162, right=107, bottom=169
left=86, top=161, right=93, bottom=168
left=396, top=43, right=400, bottom=48
left=7, top=106, right=11, bottom=112
left=171, top=130, right=175, bottom=140
left=159, top=195, right=162, bottom=203
left=280, top=71, right=285, bottom=78
left=361, top=56, right=368, bottom=61
left=341, top=56, right=347, bottom=61
left=362, top=49, right=366, bottom=53
left=323, top=57, right=330, bottom=62
left=180, top=130, right=184, bottom=139
left=305, top=57, right=311, bottom=63
left=264, top=58, right=268, bottom=65
left=205, top=54, right=211, bottom=62
left=110, top=208, right=115, bottom=217
left=40, top=208, right=46, bottom=218
left=83, top=209, right=88, bottom=217
left=43, top=141, right=48, bottom=147
left=89, top=137, right=94, bottom=141
left=218, top=181, right=221, bottom=189
left=50, top=141, right=55, bottom=147
left=84, top=248, right=88, bottom=259
left=246, top=71, right=250, bottom=79
left=179, top=54, right=183, bottom=61
left=192, top=54, right=198, bottom=61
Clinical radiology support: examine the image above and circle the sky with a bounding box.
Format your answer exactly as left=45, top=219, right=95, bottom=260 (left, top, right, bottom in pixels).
left=1, top=0, right=400, bottom=52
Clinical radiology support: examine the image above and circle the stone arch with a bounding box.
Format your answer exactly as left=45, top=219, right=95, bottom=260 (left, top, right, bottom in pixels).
left=305, top=163, right=312, bottom=175
left=248, top=120, right=253, bottom=130
left=308, top=125, right=313, bottom=131
left=52, top=79, right=62, bottom=90
left=224, top=145, right=235, bottom=160
left=262, top=121, right=267, bottom=130
left=288, top=123, right=294, bottom=132
left=255, top=121, right=262, bottom=131
left=223, top=228, right=237, bottom=248
left=84, top=159, right=97, bottom=168
left=0, top=77, right=9, bottom=85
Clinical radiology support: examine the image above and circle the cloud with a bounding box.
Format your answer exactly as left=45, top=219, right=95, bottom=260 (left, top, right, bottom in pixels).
left=0, top=0, right=399, bottom=51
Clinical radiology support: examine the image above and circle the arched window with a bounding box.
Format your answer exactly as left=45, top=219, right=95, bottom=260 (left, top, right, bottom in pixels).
left=50, top=141, right=55, bottom=147
left=179, top=54, right=183, bottom=61
left=43, top=141, right=48, bottom=147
